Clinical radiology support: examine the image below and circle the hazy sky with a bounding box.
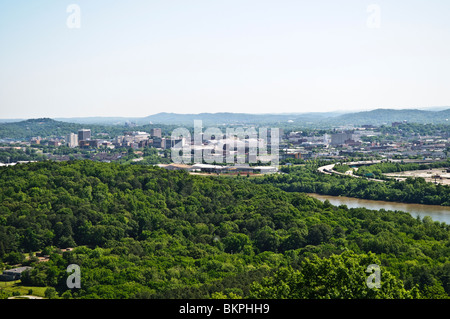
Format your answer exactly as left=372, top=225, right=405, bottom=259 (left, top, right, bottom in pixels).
left=1, top=0, right=450, bottom=118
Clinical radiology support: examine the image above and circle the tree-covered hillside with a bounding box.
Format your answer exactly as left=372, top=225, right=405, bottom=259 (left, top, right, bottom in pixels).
left=0, top=118, right=110, bottom=140
left=321, top=108, right=450, bottom=126
left=0, top=118, right=176, bottom=140
left=0, top=161, right=449, bottom=299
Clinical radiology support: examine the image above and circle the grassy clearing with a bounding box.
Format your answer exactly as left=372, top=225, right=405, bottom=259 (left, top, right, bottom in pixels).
left=0, top=280, right=47, bottom=298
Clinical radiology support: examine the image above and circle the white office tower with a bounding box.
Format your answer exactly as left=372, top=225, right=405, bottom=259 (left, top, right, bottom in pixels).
left=67, top=133, right=79, bottom=148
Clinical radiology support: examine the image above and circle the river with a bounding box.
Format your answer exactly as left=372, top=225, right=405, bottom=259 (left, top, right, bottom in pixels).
left=307, top=193, right=450, bottom=225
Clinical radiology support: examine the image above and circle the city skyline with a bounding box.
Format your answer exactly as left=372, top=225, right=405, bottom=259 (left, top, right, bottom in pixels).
left=1, top=1, right=450, bottom=119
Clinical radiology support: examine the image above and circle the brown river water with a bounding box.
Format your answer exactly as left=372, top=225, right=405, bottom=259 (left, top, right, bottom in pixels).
left=307, top=193, right=450, bottom=225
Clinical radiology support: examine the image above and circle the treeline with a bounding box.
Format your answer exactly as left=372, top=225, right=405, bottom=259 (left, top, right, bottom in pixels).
left=380, top=123, right=450, bottom=137
left=355, top=161, right=450, bottom=179
left=0, top=147, right=47, bottom=163
left=0, top=145, right=171, bottom=165
left=332, top=164, right=352, bottom=173
left=254, top=164, right=450, bottom=206
left=0, top=161, right=449, bottom=299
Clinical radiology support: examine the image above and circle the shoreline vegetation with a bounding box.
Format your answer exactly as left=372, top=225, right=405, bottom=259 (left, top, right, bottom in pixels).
left=250, top=160, right=450, bottom=207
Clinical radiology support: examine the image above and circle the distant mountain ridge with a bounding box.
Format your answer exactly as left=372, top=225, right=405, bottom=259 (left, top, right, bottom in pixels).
left=1, top=108, right=449, bottom=138
left=53, top=111, right=345, bottom=126
left=324, top=108, right=450, bottom=126
left=53, top=108, right=450, bottom=126
left=139, top=112, right=345, bottom=125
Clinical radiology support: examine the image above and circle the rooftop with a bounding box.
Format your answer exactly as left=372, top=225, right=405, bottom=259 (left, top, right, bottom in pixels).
left=3, top=266, right=32, bottom=274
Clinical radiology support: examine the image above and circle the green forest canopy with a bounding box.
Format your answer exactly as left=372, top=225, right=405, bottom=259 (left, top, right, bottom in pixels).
left=0, top=160, right=449, bottom=299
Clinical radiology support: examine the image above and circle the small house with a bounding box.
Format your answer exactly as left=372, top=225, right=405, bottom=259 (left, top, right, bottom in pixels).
left=0, top=266, right=32, bottom=281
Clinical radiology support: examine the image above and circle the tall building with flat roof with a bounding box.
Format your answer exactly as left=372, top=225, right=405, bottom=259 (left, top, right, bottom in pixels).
left=331, top=132, right=353, bottom=145
left=78, top=129, right=91, bottom=142
left=67, top=133, right=78, bottom=148
left=151, top=128, right=162, bottom=139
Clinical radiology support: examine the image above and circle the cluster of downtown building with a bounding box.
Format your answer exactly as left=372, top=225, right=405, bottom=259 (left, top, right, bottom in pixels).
left=60, top=126, right=281, bottom=173
left=62, top=126, right=278, bottom=158
left=64, top=128, right=164, bottom=149
left=284, top=123, right=449, bottom=161
left=23, top=120, right=449, bottom=167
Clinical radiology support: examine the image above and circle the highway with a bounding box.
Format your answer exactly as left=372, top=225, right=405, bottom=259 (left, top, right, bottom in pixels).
left=317, top=159, right=436, bottom=183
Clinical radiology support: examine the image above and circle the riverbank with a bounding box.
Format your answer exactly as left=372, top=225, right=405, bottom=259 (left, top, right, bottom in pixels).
left=307, top=193, right=450, bottom=224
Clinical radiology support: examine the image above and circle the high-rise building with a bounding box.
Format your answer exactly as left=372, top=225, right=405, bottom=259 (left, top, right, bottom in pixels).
left=132, top=131, right=150, bottom=141
left=150, top=128, right=162, bottom=139
left=166, top=138, right=186, bottom=149
left=152, top=137, right=166, bottom=149
left=66, top=133, right=78, bottom=148
left=331, top=132, right=353, bottom=145
left=78, top=129, right=91, bottom=142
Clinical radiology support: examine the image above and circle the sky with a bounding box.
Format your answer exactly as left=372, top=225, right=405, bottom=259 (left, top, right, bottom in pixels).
left=0, top=0, right=450, bottom=119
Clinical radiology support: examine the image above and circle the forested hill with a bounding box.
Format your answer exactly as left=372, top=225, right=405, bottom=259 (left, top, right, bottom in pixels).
left=0, top=118, right=94, bottom=140
left=0, top=160, right=449, bottom=299
left=0, top=118, right=174, bottom=140
left=56, top=108, right=450, bottom=126
left=321, top=108, right=450, bottom=126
